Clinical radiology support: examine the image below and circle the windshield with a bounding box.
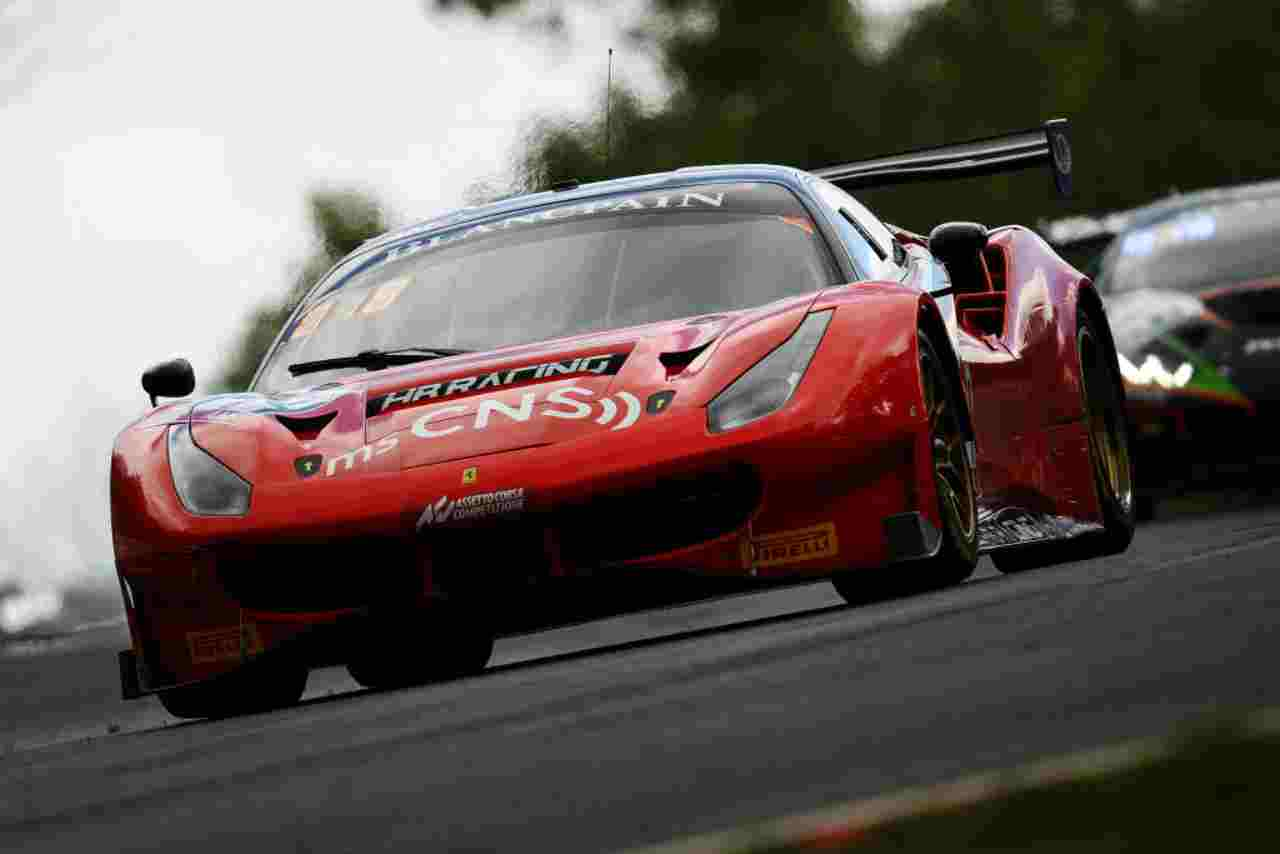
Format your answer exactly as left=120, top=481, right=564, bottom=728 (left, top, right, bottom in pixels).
left=1100, top=195, right=1280, bottom=295
left=255, top=181, right=836, bottom=392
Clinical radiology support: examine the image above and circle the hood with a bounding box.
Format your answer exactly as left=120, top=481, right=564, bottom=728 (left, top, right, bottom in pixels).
left=167, top=294, right=820, bottom=485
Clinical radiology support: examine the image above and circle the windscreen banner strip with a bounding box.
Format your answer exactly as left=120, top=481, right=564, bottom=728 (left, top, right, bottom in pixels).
left=366, top=351, right=629, bottom=417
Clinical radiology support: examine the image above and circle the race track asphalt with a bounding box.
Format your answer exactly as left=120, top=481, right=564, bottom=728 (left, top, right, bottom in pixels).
left=3, top=504, right=1280, bottom=852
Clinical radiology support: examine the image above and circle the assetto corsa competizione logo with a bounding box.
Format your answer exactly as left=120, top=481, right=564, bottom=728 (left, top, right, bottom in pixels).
left=416, top=488, right=527, bottom=530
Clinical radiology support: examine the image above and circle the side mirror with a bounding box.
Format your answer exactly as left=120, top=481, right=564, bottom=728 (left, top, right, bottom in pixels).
left=142, top=358, right=196, bottom=407
left=928, top=222, right=989, bottom=293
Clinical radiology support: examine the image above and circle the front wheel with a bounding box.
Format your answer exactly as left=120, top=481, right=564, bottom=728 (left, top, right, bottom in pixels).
left=1078, top=312, right=1138, bottom=552
left=834, top=330, right=978, bottom=604
left=158, top=661, right=308, bottom=719
left=346, top=607, right=494, bottom=690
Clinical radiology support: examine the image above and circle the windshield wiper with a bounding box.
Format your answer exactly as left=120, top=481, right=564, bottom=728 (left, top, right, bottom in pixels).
left=288, top=346, right=471, bottom=377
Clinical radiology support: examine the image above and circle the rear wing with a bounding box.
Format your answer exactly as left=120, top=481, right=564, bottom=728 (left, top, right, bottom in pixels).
left=811, top=118, right=1073, bottom=199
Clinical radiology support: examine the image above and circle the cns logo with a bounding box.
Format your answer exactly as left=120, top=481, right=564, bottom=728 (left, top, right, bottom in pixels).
left=410, top=386, right=642, bottom=439
left=320, top=387, right=646, bottom=479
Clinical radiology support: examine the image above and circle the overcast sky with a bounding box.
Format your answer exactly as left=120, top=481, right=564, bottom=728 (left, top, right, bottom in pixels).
left=0, top=0, right=921, bottom=602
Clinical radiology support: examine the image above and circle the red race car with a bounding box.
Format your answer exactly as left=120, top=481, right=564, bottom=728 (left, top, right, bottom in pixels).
left=113, top=119, right=1134, bottom=717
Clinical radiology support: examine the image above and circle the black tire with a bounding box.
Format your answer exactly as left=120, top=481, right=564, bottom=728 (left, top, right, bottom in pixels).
left=993, top=305, right=1136, bottom=573
left=158, top=661, right=308, bottom=719
left=834, top=331, right=978, bottom=604
left=346, top=607, right=494, bottom=691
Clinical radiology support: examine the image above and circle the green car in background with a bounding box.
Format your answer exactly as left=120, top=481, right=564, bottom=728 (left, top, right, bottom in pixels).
left=1047, top=180, right=1280, bottom=515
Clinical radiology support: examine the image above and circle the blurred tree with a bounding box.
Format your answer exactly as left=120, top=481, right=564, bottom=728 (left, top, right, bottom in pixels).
left=447, top=0, right=877, bottom=189
left=213, top=189, right=390, bottom=392
left=861, top=0, right=1280, bottom=227
left=432, top=0, right=1280, bottom=234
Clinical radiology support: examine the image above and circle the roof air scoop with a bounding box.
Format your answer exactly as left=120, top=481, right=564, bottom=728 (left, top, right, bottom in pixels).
left=276, top=411, right=338, bottom=441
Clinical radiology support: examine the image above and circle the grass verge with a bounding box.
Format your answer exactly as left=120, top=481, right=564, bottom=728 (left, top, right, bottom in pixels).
left=639, top=711, right=1280, bottom=854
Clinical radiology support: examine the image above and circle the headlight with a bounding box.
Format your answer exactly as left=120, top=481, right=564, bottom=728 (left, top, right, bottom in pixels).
left=167, top=423, right=252, bottom=516
left=1117, top=352, right=1193, bottom=389
left=708, top=310, right=832, bottom=432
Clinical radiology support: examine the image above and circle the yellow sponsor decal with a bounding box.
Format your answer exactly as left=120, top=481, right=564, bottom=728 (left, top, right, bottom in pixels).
left=290, top=301, right=333, bottom=340
left=187, top=624, right=263, bottom=665
left=461, top=466, right=478, bottom=485
left=745, top=522, right=839, bottom=569
left=357, top=274, right=412, bottom=316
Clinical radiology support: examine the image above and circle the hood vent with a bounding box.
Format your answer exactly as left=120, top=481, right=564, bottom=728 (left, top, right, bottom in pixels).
left=276, top=411, right=337, bottom=441
left=659, top=340, right=714, bottom=378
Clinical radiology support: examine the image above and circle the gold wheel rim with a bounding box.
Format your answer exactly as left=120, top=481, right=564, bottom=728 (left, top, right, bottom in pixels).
left=921, top=342, right=976, bottom=544
left=1079, top=328, right=1134, bottom=516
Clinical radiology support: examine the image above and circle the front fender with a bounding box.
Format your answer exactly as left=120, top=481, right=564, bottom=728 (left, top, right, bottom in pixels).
left=807, top=284, right=940, bottom=524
